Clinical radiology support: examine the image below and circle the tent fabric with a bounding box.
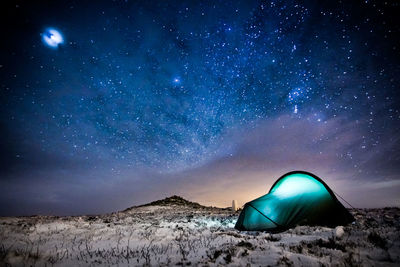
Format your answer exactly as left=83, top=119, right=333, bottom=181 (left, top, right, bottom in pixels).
left=235, top=171, right=354, bottom=231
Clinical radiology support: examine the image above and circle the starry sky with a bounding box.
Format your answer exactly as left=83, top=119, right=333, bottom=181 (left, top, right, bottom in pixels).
left=0, top=0, right=399, bottom=216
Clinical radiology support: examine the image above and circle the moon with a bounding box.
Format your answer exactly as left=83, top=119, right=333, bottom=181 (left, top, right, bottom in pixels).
left=42, top=28, right=64, bottom=48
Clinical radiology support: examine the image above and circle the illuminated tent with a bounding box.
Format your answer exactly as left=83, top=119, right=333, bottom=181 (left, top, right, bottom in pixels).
left=235, top=171, right=354, bottom=231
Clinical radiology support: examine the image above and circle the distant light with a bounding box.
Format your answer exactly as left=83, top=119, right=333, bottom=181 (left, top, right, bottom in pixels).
left=294, top=104, right=298, bottom=114
left=42, top=28, right=64, bottom=48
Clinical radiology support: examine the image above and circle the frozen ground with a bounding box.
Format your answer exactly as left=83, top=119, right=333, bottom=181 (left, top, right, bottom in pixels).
left=0, top=196, right=399, bottom=266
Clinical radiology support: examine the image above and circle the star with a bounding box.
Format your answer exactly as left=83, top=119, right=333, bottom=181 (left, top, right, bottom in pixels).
left=173, top=77, right=181, bottom=84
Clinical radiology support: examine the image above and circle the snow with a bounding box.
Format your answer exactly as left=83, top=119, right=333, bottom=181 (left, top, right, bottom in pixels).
left=0, top=201, right=399, bottom=266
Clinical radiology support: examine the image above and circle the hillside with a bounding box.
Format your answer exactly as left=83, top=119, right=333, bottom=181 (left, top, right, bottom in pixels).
left=124, top=195, right=209, bottom=211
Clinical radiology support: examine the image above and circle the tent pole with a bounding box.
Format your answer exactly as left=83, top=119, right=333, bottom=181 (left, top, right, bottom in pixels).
left=333, top=191, right=356, bottom=209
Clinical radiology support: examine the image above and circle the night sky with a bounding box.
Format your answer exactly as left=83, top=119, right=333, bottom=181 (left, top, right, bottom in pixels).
left=1, top=0, right=399, bottom=216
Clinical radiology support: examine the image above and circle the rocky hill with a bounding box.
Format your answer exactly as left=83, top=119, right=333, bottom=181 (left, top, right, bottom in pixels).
left=139, top=195, right=204, bottom=208
left=123, top=195, right=211, bottom=212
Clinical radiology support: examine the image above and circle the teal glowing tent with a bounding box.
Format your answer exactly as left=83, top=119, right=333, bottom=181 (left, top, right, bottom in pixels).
left=235, top=171, right=354, bottom=231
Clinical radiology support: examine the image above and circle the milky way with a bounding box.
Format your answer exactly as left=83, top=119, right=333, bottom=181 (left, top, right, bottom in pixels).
left=0, top=0, right=399, bottom=215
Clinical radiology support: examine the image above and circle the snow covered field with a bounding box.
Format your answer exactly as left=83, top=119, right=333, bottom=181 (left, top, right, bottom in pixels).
left=1, top=196, right=399, bottom=266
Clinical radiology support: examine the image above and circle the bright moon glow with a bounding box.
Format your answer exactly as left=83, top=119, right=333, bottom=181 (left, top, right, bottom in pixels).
left=42, top=28, right=64, bottom=48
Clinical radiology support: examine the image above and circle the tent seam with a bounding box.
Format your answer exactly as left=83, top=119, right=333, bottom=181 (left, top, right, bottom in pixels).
left=247, top=203, right=282, bottom=228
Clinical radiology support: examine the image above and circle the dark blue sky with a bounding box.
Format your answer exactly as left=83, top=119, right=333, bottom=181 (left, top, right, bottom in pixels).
left=1, top=0, right=399, bottom=215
